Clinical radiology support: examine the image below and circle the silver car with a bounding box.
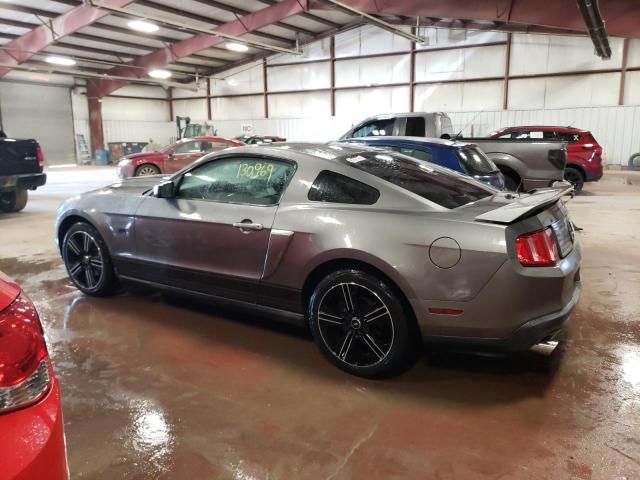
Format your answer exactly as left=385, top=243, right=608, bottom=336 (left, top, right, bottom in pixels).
left=56, top=143, right=581, bottom=378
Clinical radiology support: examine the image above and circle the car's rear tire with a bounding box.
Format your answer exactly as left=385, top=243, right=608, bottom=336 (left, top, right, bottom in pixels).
left=62, top=222, right=118, bottom=296
left=629, top=153, right=640, bottom=171
left=135, top=164, right=161, bottom=176
left=564, top=166, right=585, bottom=193
left=0, top=189, right=27, bottom=213
left=502, top=173, right=521, bottom=192
left=307, top=269, right=419, bottom=378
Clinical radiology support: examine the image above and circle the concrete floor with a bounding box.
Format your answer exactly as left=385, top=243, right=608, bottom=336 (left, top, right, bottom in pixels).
left=1, top=167, right=639, bottom=479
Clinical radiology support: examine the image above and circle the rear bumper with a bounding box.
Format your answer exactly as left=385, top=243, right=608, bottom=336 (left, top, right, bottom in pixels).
left=417, top=239, right=582, bottom=353
left=0, top=172, right=46, bottom=191
left=584, top=164, right=603, bottom=182
left=423, top=280, right=581, bottom=352
left=0, top=378, right=68, bottom=480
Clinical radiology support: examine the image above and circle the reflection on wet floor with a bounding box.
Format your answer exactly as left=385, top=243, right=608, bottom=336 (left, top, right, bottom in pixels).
left=1, top=170, right=639, bottom=478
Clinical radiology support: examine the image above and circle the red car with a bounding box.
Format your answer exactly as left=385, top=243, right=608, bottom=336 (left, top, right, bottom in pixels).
left=489, top=126, right=604, bottom=192
left=0, top=271, right=67, bottom=479
left=116, top=136, right=243, bottom=178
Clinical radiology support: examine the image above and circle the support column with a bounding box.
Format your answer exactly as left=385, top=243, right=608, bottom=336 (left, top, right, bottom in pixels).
left=87, top=82, right=104, bottom=156
left=263, top=58, right=269, bottom=119
left=619, top=38, right=629, bottom=106
left=409, top=28, right=416, bottom=112
left=503, top=32, right=512, bottom=110
left=168, top=87, right=173, bottom=122
left=206, top=78, right=212, bottom=120
left=330, top=36, right=336, bottom=116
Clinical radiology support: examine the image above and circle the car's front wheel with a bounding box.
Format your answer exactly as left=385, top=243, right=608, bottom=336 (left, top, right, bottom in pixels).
left=135, top=164, right=161, bottom=176
left=62, top=222, right=118, bottom=296
left=308, top=269, right=419, bottom=378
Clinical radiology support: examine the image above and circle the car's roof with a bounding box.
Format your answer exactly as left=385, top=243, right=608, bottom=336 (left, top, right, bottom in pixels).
left=496, top=126, right=589, bottom=133
left=345, top=136, right=470, bottom=149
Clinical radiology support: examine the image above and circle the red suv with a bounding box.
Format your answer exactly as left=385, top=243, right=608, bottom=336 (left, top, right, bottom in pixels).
left=490, top=126, right=603, bottom=192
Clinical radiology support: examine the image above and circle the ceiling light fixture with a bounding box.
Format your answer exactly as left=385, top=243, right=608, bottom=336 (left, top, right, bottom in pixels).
left=45, top=55, right=76, bottom=66
left=148, top=69, right=171, bottom=79
left=128, top=19, right=159, bottom=33
left=226, top=42, right=249, bottom=52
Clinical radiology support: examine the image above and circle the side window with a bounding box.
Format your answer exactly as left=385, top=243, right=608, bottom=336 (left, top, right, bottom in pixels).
left=209, top=141, right=231, bottom=152
left=390, top=147, right=432, bottom=162
left=496, top=133, right=513, bottom=139
left=405, top=117, right=426, bottom=136
left=174, top=141, right=201, bottom=154
left=557, top=132, right=581, bottom=142
left=308, top=170, right=380, bottom=205
left=352, top=119, right=395, bottom=138
left=176, top=157, right=295, bottom=206
left=512, top=131, right=532, bottom=139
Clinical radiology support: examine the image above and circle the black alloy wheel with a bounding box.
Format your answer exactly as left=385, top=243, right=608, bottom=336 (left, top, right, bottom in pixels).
left=308, top=269, right=419, bottom=378
left=62, top=223, right=117, bottom=296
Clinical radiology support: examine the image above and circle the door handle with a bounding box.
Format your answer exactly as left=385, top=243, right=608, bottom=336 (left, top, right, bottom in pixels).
left=232, top=220, right=263, bottom=232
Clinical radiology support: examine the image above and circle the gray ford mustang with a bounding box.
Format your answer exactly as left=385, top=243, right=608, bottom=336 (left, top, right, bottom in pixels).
left=56, top=143, right=581, bottom=378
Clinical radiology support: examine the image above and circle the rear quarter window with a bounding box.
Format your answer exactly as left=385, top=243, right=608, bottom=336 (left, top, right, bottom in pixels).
left=343, top=151, right=493, bottom=209
left=308, top=170, right=380, bottom=205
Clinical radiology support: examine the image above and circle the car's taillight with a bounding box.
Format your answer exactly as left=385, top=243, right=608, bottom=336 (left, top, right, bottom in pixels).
left=0, top=293, right=51, bottom=412
left=36, top=144, right=45, bottom=169
left=516, top=227, right=560, bottom=267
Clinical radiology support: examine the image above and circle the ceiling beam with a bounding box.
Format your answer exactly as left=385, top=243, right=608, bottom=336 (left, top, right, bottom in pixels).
left=87, top=0, right=313, bottom=96
left=0, top=0, right=137, bottom=79
left=312, top=0, right=640, bottom=39
left=255, top=0, right=342, bottom=29
left=50, top=0, right=300, bottom=45
left=190, top=0, right=316, bottom=37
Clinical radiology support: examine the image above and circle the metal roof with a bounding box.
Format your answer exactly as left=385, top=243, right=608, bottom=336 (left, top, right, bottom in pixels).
left=0, top=0, right=634, bottom=92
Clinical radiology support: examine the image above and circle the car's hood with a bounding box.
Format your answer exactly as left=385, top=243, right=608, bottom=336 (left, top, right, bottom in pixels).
left=111, top=174, right=168, bottom=194
left=123, top=151, right=165, bottom=161
left=459, top=186, right=573, bottom=224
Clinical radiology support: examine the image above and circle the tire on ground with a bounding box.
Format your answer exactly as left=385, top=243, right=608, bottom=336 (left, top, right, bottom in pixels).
left=564, top=166, right=585, bottom=193
left=0, top=189, right=28, bottom=213
left=307, top=268, right=420, bottom=379
left=62, top=222, right=119, bottom=296
left=135, top=164, right=161, bottom=176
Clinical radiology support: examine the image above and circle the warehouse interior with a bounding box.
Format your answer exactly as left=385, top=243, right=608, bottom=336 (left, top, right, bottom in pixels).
left=0, top=0, right=639, bottom=478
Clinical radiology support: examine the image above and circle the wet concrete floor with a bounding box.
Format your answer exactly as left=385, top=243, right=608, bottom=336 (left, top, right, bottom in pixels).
left=0, top=167, right=639, bottom=479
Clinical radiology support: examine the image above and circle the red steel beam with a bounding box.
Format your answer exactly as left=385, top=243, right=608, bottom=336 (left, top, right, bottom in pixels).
left=314, top=0, right=640, bottom=39
left=88, top=0, right=311, bottom=97
left=0, top=0, right=137, bottom=79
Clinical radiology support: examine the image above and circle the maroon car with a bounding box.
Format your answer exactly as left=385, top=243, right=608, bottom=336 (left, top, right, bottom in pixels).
left=116, top=136, right=243, bottom=178
left=490, top=126, right=604, bottom=192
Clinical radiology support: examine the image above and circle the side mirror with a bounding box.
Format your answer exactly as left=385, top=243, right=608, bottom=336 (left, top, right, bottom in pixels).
left=153, top=180, right=176, bottom=198
left=168, top=151, right=174, bottom=160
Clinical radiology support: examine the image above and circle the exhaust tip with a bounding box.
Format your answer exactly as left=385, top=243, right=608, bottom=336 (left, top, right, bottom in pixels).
left=529, top=340, right=559, bottom=356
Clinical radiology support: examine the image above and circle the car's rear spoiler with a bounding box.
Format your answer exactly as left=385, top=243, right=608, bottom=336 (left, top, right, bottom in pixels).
left=475, top=186, right=574, bottom=224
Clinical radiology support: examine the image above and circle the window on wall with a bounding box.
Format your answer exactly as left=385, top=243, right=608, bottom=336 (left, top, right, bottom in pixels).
left=308, top=170, right=380, bottom=205
left=352, top=119, right=395, bottom=138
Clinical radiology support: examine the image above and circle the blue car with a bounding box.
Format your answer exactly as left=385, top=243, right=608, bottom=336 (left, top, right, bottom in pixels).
left=343, top=137, right=505, bottom=190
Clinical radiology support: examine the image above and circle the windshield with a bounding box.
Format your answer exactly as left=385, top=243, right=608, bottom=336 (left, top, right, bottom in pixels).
left=342, top=150, right=493, bottom=209
left=456, top=147, right=498, bottom=175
